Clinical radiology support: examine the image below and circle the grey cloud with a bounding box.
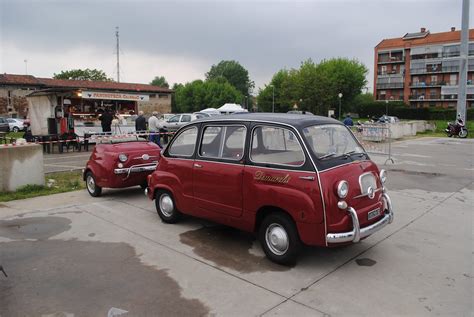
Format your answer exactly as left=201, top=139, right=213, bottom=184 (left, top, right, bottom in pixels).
left=1, top=0, right=470, bottom=89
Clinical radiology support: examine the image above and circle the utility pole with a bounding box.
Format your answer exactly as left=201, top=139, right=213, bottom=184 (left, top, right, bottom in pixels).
left=457, top=0, right=469, bottom=121
left=24, top=59, right=28, bottom=75
left=116, top=26, right=120, bottom=82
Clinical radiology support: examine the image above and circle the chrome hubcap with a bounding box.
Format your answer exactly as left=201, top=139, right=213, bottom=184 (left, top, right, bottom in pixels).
left=159, top=194, right=174, bottom=217
left=86, top=175, right=95, bottom=193
left=265, top=224, right=289, bottom=255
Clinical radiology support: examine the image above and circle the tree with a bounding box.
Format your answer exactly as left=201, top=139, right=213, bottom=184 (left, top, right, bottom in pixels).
left=257, top=58, right=368, bottom=116
left=174, top=79, right=243, bottom=113
left=150, top=76, right=169, bottom=88
left=53, top=68, right=113, bottom=81
left=206, top=60, right=254, bottom=96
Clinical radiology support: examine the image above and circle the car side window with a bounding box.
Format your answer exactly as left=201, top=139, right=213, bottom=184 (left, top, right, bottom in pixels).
left=200, top=125, right=246, bottom=161
left=168, top=126, right=198, bottom=157
left=250, top=126, right=305, bottom=166
left=168, top=115, right=180, bottom=123
left=181, top=115, right=191, bottom=122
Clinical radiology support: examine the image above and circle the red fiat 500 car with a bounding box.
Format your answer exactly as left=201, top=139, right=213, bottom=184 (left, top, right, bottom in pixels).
left=84, top=136, right=161, bottom=197
left=146, top=114, right=393, bottom=264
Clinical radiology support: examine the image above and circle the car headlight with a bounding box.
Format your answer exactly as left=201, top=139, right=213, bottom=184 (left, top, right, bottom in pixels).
left=336, top=180, right=349, bottom=199
left=118, top=153, right=128, bottom=162
left=379, top=169, right=387, bottom=184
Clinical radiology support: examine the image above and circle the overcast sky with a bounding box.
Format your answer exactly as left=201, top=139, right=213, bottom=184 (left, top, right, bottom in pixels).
left=0, top=0, right=472, bottom=93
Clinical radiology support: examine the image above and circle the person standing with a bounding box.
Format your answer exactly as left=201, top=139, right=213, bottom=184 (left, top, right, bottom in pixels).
left=343, top=114, right=354, bottom=127
left=148, top=111, right=162, bottom=147
left=99, top=108, right=113, bottom=133
left=135, top=111, right=147, bottom=134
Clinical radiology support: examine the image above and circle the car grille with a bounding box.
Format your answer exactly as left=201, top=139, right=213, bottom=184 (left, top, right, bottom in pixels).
left=359, top=172, right=377, bottom=195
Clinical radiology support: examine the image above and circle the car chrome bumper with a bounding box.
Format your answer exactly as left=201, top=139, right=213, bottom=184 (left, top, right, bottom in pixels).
left=114, top=162, right=157, bottom=175
left=326, top=192, right=394, bottom=244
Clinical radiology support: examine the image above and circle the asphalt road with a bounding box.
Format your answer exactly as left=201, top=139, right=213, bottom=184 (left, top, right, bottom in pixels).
left=1, top=137, right=472, bottom=316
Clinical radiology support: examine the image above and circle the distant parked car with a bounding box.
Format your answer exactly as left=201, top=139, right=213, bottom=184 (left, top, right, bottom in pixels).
left=6, top=118, right=24, bottom=132
left=378, top=115, right=399, bottom=124
left=287, top=110, right=314, bottom=115
left=163, top=113, right=206, bottom=132
left=162, top=113, right=175, bottom=121
left=0, top=117, right=10, bottom=132
left=83, top=136, right=161, bottom=197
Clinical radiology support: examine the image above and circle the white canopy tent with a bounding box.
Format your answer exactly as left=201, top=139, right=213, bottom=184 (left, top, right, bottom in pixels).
left=200, top=108, right=221, bottom=116
left=217, top=103, right=248, bottom=114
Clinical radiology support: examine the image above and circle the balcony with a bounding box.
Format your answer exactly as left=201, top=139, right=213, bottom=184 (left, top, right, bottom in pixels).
left=409, top=81, right=445, bottom=88
left=377, top=70, right=404, bottom=76
left=376, top=83, right=404, bottom=89
left=410, top=65, right=474, bottom=75
left=378, top=56, right=405, bottom=64
left=409, top=94, right=460, bottom=101
left=376, top=95, right=404, bottom=101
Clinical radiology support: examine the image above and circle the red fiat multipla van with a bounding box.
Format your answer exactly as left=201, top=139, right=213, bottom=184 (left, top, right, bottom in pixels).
left=146, top=113, right=393, bottom=265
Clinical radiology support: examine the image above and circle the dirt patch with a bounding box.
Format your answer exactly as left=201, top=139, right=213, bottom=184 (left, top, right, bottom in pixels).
left=180, top=225, right=289, bottom=273
left=0, top=240, right=209, bottom=316
left=0, top=216, right=71, bottom=240
left=356, top=258, right=377, bottom=267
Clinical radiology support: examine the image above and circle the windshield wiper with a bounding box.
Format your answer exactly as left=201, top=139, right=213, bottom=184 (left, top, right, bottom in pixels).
left=319, top=152, right=337, bottom=159
left=342, top=150, right=365, bottom=159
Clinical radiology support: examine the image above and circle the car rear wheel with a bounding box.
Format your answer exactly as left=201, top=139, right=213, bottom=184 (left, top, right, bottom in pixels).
left=85, top=171, right=102, bottom=197
left=155, top=190, right=181, bottom=223
left=139, top=182, right=148, bottom=190
left=259, top=212, right=301, bottom=265
left=12, top=127, right=19, bottom=132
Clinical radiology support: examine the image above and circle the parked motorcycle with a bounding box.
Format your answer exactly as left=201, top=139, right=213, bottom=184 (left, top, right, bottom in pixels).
left=445, top=118, right=468, bottom=138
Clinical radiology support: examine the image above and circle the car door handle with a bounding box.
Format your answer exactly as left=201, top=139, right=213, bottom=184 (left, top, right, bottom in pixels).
left=299, top=176, right=315, bottom=181
left=194, top=163, right=203, bottom=168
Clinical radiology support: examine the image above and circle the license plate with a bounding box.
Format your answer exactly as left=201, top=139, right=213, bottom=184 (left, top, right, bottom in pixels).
left=368, top=208, right=381, bottom=220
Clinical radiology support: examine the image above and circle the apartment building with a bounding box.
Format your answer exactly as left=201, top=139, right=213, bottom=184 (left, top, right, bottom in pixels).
left=374, top=27, right=474, bottom=108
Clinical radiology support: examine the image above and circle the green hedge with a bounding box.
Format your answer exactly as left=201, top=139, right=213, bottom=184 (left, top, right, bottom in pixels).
left=356, top=101, right=474, bottom=121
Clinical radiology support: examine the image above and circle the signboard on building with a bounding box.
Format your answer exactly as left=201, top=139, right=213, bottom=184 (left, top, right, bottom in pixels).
left=82, top=91, right=150, bottom=102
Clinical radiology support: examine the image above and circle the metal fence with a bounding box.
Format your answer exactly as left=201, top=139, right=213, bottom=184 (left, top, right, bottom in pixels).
left=351, top=124, right=394, bottom=164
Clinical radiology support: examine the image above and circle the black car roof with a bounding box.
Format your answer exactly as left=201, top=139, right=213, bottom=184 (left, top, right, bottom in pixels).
left=194, top=113, right=341, bottom=128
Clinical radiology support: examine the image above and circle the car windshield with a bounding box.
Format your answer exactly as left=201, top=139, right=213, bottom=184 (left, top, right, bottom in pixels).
left=302, top=124, right=365, bottom=159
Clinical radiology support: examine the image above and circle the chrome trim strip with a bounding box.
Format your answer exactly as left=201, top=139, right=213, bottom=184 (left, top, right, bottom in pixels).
left=318, top=160, right=369, bottom=173
left=114, top=162, right=158, bottom=175
left=353, top=187, right=382, bottom=199
left=326, top=192, right=393, bottom=243
left=243, top=164, right=316, bottom=173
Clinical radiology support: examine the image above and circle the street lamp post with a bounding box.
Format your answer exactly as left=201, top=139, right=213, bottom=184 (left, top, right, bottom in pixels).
left=269, top=85, right=275, bottom=113
left=385, top=100, right=389, bottom=116
left=338, top=92, right=343, bottom=120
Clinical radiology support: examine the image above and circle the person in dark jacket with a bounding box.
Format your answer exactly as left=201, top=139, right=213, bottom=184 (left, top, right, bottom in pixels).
left=343, top=115, right=354, bottom=126
left=99, top=108, right=113, bottom=133
left=135, top=111, right=147, bottom=133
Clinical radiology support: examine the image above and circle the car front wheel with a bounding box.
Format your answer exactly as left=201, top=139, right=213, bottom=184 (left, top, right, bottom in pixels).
left=259, top=212, right=301, bottom=265
left=155, top=190, right=181, bottom=223
left=85, top=171, right=102, bottom=197
left=12, top=127, right=19, bottom=132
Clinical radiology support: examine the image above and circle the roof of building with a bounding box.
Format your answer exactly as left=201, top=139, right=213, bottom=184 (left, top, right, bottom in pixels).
left=376, top=28, right=474, bottom=50
left=0, top=73, right=172, bottom=93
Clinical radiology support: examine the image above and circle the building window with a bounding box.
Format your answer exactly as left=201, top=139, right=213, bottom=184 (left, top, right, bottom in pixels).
left=159, top=94, right=169, bottom=99
left=431, top=75, right=437, bottom=85
left=450, top=74, right=457, bottom=86
left=381, top=66, right=387, bottom=75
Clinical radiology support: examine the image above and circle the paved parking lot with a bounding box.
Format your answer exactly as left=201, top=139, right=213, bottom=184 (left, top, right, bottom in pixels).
left=1, top=137, right=472, bottom=316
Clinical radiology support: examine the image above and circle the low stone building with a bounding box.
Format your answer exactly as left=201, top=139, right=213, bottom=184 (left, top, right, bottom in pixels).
left=0, top=74, right=173, bottom=119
